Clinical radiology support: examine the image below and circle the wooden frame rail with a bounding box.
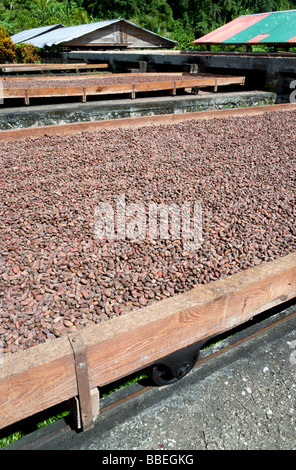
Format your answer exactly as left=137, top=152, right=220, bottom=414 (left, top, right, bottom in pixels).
left=0, top=253, right=296, bottom=431
left=1, top=74, right=245, bottom=105
left=0, top=63, right=108, bottom=73
left=0, top=72, right=242, bottom=82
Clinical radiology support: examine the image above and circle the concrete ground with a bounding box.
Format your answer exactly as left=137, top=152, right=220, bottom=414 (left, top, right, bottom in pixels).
left=8, top=301, right=296, bottom=451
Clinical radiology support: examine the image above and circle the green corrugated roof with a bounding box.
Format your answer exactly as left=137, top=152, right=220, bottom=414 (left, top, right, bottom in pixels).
left=224, top=11, right=296, bottom=43
left=194, top=10, right=296, bottom=44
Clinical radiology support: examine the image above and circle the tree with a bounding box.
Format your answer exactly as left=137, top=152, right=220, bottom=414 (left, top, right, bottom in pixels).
left=2, top=0, right=296, bottom=46
left=209, top=2, right=222, bottom=28
left=0, top=25, right=16, bottom=62
left=221, top=0, right=235, bottom=22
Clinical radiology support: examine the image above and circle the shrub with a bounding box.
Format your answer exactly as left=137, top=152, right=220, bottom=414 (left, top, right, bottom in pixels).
left=0, top=26, right=16, bottom=63
left=15, top=42, right=41, bottom=63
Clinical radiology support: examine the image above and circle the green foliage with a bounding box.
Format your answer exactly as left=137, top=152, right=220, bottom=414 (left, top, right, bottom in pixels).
left=15, top=42, right=41, bottom=62
left=1, top=1, right=296, bottom=54
left=0, top=25, right=16, bottom=62
left=0, top=0, right=95, bottom=34
left=0, top=408, right=71, bottom=448
left=170, top=19, right=196, bottom=49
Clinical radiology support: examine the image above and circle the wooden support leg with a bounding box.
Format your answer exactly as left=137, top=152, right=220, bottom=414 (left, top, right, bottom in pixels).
left=67, top=387, right=100, bottom=430
left=190, top=64, right=199, bottom=74
left=131, top=84, right=136, bottom=99
left=69, top=334, right=94, bottom=432
left=24, top=89, right=29, bottom=106
left=169, top=81, right=176, bottom=96
left=214, top=79, right=218, bottom=93
left=81, top=87, right=87, bottom=103
left=90, top=387, right=100, bottom=422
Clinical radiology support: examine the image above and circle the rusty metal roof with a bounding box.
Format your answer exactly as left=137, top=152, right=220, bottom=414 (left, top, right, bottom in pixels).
left=193, top=10, right=296, bottom=44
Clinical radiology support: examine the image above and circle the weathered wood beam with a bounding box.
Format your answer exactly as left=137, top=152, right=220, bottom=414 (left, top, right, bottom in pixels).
left=0, top=63, right=108, bottom=73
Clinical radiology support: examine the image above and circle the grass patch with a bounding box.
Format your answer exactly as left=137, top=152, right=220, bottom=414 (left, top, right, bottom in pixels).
left=100, top=372, right=148, bottom=398
left=0, top=371, right=148, bottom=449
left=0, top=405, right=71, bottom=448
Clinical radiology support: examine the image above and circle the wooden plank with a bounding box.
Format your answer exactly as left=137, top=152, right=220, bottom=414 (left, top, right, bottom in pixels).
left=1, top=73, right=116, bottom=83
left=0, top=253, right=295, bottom=430
left=134, top=80, right=176, bottom=93
left=132, top=79, right=223, bottom=93
left=0, top=63, right=103, bottom=67
left=3, top=83, right=134, bottom=99
left=0, top=63, right=107, bottom=68
left=24, top=89, right=29, bottom=105
left=85, top=83, right=134, bottom=95
left=0, top=73, right=242, bottom=83
left=214, top=78, right=218, bottom=92
left=0, top=73, right=243, bottom=95
left=188, top=73, right=245, bottom=84
left=131, top=84, right=136, bottom=99
left=2, top=75, right=246, bottom=101
left=4, top=86, right=87, bottom=99
left=214, top=76, right=245, bottom=85
left=0, top=63, right=108, bottom=73
left=0, top=73, right=174, bottom=87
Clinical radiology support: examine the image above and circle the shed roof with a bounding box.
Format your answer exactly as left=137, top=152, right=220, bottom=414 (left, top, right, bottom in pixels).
left=13, top=19, right=177, bottom=48
left=11, top=24, right=65, bottom=44
left=193, top=10, right=296, bottom=44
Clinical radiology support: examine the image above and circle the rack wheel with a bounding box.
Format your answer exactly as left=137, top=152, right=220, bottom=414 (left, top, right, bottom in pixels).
left=147, top=342, right=203, bottom=386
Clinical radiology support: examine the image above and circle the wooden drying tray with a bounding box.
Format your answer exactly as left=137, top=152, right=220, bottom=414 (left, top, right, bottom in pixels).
left=1, top=73, right=245, bottom=105
left=0, top=252, right=295, bottom=432
left=0, top=63, right=108, bottom=73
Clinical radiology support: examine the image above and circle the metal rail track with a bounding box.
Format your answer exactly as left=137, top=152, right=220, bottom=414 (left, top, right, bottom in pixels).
left=5, top=298, right=296, bottom=450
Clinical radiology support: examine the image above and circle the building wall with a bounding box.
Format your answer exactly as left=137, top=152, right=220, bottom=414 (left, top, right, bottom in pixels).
left=62, top=24, right=116, bottom=46
left=61, top=21, right=174, bottom=48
